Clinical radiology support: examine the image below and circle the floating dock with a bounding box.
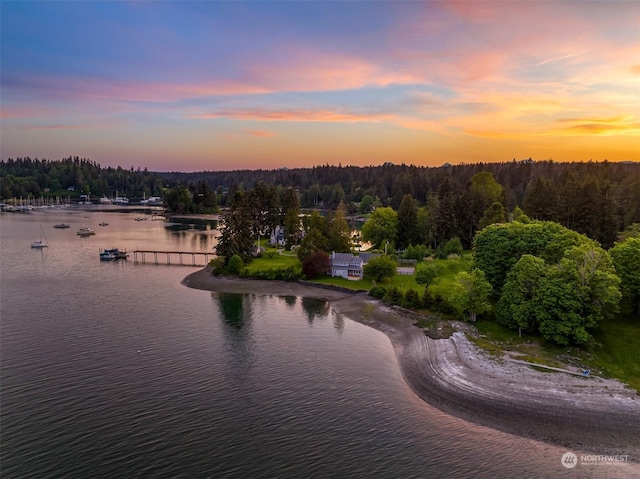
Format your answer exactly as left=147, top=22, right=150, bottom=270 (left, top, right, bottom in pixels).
left=132, top=249, right=214, bottom=266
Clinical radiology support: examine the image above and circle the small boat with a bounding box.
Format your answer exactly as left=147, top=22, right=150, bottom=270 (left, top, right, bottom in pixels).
left=134, top=216, right=147, bottom=221
left=53, top=223, right=71, bottom=229
left=113, top=191, right=129, bottom=205
left=77, top=227, right=96, bottom=237
left=99, top=249, right=117, bottom=261
left=99, top=222, right=109, bottom=226
left=140, top=195, right=162, bottom=206
left=100, top=248, right=129, bottom=260
left=32, top=226, right=48, bottom=248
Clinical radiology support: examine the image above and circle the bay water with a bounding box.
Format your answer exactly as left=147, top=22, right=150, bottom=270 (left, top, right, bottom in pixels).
left=1, top=210, right=633, bottom=478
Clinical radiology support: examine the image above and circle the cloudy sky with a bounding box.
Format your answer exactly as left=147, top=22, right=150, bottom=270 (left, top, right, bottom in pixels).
left=1, top=1, right=638, bottom=171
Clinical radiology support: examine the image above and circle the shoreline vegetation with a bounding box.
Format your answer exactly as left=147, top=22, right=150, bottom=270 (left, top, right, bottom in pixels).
left=182, top=268, right=640, bottom=461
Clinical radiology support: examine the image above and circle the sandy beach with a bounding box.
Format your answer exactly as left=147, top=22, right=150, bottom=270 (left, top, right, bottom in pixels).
left=182, top=268, right=640, bottom=461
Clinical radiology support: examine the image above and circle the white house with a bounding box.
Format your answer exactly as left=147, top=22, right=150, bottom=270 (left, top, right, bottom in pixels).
left=329, top=251, right=378, bottom=279
left=269, top=225, right=286, bottom=246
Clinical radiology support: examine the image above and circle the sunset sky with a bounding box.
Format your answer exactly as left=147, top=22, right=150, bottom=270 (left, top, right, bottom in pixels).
left=1, top=1, right=639, bottom=171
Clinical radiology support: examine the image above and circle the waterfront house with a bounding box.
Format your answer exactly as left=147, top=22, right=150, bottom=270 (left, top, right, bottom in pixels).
left=329, top=251, right=378, bottom=279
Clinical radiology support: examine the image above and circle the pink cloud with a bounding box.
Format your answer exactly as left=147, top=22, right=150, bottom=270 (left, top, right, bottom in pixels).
left=191, top=108, right=393, bottom=123
left=247, top=130, right=275, bottom=137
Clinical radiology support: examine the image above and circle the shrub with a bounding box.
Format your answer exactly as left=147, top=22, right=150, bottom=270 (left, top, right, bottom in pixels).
left=209, top=257, right=226, bottom=275
left=369, top=285, right=387, bottom=299
left=227, top=254, right=244, bottom=274
left=404, top=289, right=422, bottom=309
left=436, top=237, right=463, bottom=259
left=383, top=286, right=404, bottom=306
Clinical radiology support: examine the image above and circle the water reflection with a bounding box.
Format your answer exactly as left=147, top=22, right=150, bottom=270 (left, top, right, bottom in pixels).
left=282, top=296, right=297, bottom=308
left=216, top=292, right=250, bottom=330
left=300, top=297, right=330, bottom=324
left=163, top=224, right=218, bottom=252
left=213, top=292, right=256, bottom=382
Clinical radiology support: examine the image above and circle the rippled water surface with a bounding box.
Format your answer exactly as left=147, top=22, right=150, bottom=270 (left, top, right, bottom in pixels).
left=1, top=211, right=635, bottom=478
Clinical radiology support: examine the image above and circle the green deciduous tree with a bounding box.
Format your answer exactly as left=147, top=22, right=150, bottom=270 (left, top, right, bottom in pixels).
left=361, top=207, right=397, bottom=249
left=414, top=262, right=440, bottom=288
left=450, top=269, right=493, bottom=322
left=610, top=237, right=640, bottom=316
left=536, top=245, right=621, bottom=345
left=363, top=255, right=396, bottom=282
left=297, top=227, right=329, bottom=262
left=473, top=221, right=594, bottom=294
left=496, top=254, right=546, bottom=336
left=358, top=195, right=374, bottom=214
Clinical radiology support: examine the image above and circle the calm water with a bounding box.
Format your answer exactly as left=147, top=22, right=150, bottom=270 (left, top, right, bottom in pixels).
left=1, top=211, right=636, bottom=478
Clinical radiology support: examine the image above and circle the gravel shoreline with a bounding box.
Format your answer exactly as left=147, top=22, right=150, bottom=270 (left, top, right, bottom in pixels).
left=182, top=268, right=640, bottom=461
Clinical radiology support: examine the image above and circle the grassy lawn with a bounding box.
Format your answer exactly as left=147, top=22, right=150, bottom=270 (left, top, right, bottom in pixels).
left=427, top=255, right=473, bottom=298
left=586, top=316, right=640, bottom=392
left=244, top=250, right=299, bottom=273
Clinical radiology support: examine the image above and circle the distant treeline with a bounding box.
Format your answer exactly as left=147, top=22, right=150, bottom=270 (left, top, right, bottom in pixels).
left=0, top=156, right=165, bottom=200
left=2, top=157, right=639, bottom=248
left=161, top=160, right=640, bottom=248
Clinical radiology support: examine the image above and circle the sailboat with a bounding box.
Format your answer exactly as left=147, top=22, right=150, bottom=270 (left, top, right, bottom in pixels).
left=31, top=226, right=48, bottom=248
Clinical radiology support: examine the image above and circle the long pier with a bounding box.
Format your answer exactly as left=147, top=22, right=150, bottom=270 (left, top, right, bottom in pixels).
left=132, top=249, right=214, bottom=266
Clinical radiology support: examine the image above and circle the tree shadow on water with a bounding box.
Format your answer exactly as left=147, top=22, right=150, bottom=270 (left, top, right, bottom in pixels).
left=216, top=292, right=251, bottom=331
left=301, top=297, right=330, bottom=324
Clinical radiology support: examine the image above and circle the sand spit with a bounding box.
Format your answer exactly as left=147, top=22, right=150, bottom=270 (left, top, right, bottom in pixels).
left=182, top=269, right=640, bottom=460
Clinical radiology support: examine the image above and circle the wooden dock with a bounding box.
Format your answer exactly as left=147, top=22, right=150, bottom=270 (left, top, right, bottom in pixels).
left=132, top=249, right=214, bottom=266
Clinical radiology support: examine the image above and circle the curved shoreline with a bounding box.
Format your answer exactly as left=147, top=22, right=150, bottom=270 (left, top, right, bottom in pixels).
left=182, top=269, right=640, bottom=461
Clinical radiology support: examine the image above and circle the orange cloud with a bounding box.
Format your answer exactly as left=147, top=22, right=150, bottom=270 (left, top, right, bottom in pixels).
left=555, top=116, right=640, bottom=135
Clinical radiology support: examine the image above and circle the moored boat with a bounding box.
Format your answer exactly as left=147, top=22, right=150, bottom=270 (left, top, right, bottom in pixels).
left=77, top=227, right=96, bottom=236
left=99, top=248, right=129, bottom=260
left=31, top=226, right=48, bottom=248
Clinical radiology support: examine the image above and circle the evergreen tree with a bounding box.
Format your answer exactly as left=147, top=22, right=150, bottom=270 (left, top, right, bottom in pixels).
left=215, top=190, right=255, bottom=262
left=327, top=202, right=352, bottom=253
left=396, top=194, right=418, bottom=250
left=249, top=181, right=280, bottom=248
left=478, top=201, right=506, bottom=229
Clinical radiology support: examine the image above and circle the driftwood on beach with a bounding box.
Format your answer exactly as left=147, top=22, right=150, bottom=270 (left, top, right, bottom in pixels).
left=182, top=269, right=640, bottom=460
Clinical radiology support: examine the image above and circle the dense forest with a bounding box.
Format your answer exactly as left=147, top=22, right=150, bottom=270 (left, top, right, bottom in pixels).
left=0, top=156, right=165, bottom=200
left=2, top=157, right=639, bottom=249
